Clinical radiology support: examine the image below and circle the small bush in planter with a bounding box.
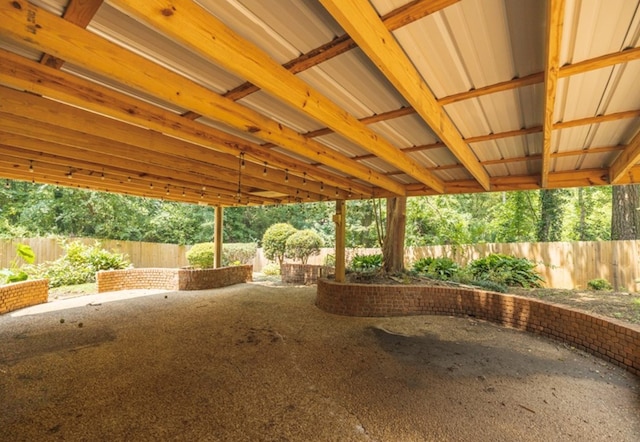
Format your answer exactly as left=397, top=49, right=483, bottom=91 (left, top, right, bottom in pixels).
left=263, top=223, right=297, bottom=266
left=587, top=278, right=612, bottom=291
left=186, top=242, right=215, bottom=268
left=349, top=253, right=382, bottom=272
left=285, top=229, right=323, bottom=264
left=222, top=243, right=257, bottom=266
left=412, top=257, right=460, bottom=280
left=468, top=253, right=543, bottom=288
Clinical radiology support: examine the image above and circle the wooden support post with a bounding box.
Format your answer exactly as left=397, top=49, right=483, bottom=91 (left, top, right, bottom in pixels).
left=214, top=205, right=223, bottom=268
left=334, top=200, right=346, bottom=282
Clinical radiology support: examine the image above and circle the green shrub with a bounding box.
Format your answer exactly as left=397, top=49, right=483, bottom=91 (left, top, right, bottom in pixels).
left=349, top=253, right=382, bottom=272
left=262, top=223, right=297, bottom=266
left=0, top=243, right=35, bottom=285
left=468, top=253, right=543, bottom=288
left=587, top=278, right=612, bottom=291
left=222, top=243, right=257, bottom=266
left=412, top=257, right=459, bottom=280
left=27, top=240, right=129, bottom=288
left=186, top=242, right=215, bottom=268
left=285, top=229, right=323, bottom=264
left=323, top=254, right=336, bottom=267
left=469, top=280, right=508, bottom=293
left=261, top=262, right=281, bottom=276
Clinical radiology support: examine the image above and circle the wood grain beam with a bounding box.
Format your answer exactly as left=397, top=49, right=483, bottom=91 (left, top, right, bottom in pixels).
left=0, top=1, right=403, bottom=195
left=541, top=0, right=565, bottom=188
left=0, top=50, right=367, bottom=198
left=0, top=92, right=329, bottom=202
left=321, top=0, right=490, bottom=190
left=224, top=0, right=458, bottom=101
left=559, top=46, right=640, bottom=78
left=609, top=129, right=640, bottom=184
left=40, top=0, right=104, bottom=68
left=111, top=0, right=432, bottom=193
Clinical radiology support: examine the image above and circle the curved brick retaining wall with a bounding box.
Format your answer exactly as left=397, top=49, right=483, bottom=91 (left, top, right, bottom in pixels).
left=97, top=266, right=252, bottom=292
left=0, top=279, right=49, bottom=315
left=316, top=279, right=640, bottom=377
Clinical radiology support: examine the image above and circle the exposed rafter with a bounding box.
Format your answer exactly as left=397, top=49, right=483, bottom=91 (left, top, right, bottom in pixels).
left=111, top=0, right=441, bottom=193
left=609, top=129, right=640, bottom=184
left=540, top=0, right=565, bottom=188
left=321, top=0, right=490, bottom=190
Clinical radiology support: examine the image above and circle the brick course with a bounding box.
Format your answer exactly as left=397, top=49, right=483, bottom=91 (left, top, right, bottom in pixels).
left=281, top=263, right=333, bottom=285
left=97, top=266, right=252, bottom=292
left=316, top=279, right=640, bottom=377
left=0, top=279, right=49, bottom=315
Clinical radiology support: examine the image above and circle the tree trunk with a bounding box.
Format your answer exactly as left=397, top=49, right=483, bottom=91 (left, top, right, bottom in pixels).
left=382, top=197, right=406, bottom=273
left=611, top=184, right=640, bottom=240
left=537, top=189, right=566, bottom=242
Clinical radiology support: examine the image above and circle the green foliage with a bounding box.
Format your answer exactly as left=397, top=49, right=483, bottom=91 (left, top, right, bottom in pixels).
left=412, top=257, right=459, bottom=280
left=261, top=263, right=281, bottom=276
left=285, top=229, right=323, bottom=264
left=323, top=254, right=336, bottom=267
left=27, top=241, right=129, bottom=288
left=349, top=253, right=382, bottom=271
left=0, top=243, right=36, bottom=284
left=222, top=243, right=257, bottom=266
left=469, top=280, right=508, bottom=293
left=587, top=278, right=612, bottom=291
left=468, top=253, right=543, bottom=288
left=262, top=223, right=297, bottom=266
left=186, top=243, right=215, bottom=268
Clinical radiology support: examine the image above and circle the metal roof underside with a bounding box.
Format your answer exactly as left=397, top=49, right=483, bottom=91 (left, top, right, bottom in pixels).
left=0, top=0, right=639, bottom=207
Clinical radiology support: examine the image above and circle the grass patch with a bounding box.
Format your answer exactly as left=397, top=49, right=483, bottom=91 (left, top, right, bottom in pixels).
left=49, top=282, right=97, bottom=298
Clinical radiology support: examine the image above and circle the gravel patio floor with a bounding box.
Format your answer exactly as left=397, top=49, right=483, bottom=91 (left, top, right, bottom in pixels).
left=1, top=282, right=638, bottom=441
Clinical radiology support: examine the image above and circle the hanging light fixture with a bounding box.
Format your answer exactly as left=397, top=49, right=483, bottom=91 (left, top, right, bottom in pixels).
left=302, top=172, right=307, bottom=185
left=263, top=162, right=268, bottom=176
left=29, top=160, right=34, bottom=173
left=284, top=169, right=289, bottom=183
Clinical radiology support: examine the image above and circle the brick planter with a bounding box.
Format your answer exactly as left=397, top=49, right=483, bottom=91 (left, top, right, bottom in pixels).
left=0, top=279, right=49, bottom=315
left=97, top=266, right=252, bottom=292
left=281, top=263, right=333, bottom=285
left=316, top=278, right=640, bottom=377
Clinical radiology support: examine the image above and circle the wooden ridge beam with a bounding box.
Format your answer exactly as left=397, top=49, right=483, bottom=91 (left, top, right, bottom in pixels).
left=541, top=0, right=565, bottom=188
left=110, top=0, right=433, bottom=193
left=321, top=0, right=490, bottom=190
left=0, top=1, right=403, bottom=195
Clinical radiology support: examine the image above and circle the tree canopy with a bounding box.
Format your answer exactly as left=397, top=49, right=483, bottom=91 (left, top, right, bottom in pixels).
left=0, top=180, right=620, bottom=247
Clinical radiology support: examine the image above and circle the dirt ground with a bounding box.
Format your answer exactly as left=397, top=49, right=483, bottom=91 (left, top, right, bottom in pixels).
left=1, top=281, right=639, bottom=441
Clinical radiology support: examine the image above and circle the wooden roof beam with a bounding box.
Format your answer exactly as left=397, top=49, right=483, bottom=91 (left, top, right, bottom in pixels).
left=321, top=0, right=490, bottom=191
left=0, top=50, right=369, bottom=198
left=609, top=129, right=640, bottom=184
left=225, top=0, right=459, bottom=101
left=39, top=0, right=104, bottom=69
left=0, top=1, right=403, bottom=195
left=110, top=0, right=435, bottom=193
left=541, top=0, right=565, bottom=188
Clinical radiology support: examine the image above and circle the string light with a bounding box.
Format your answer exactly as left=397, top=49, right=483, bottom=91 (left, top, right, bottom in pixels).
left=149, top=182, right=154, bottom=190
left=29, top=160, right=33, bottom=173
left=67, top=168, right=73, bottom=179
left=182, top=188, right=186, bottom=197
left=101, top=168, right=105, bottom=180
left=263, top=162, right=268, bottom=176
left=284, top=169, right=289, bottom=183
left=302, top=172, right=307, bottom=186
left=320, top=181, right=324, bottom=191
left=4, top=180, right=9, bottom=189
left=165, top=185, right=170, bottom=195
left=240, top=152, right=246, bottom=169
left=127, top=176, right=131, bottom=183
left=335, top=187, right=339, bottom=197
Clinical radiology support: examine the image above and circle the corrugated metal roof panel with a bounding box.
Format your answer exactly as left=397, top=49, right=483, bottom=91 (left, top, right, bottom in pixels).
left=368, top=114, right=439, bottom=148
left=314, top=133, right=371, bottom=158
left=91, top=3, right=243, bottom=94
left=298, top=50, right=408, bottom=118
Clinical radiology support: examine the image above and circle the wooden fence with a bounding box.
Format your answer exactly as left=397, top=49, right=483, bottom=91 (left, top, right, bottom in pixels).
left=1, top=238, right=638, bottom=292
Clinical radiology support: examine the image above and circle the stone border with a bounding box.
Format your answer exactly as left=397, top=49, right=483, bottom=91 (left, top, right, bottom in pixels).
left=316, top=279, right=640, bottom=377
left=0, top=279, right=49, bottom=315
left=97, top=266, right=252, bottom=292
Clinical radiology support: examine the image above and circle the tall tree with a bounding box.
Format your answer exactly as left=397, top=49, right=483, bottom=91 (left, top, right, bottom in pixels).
left=611, top=184, right=640, bottom=240
left=382, top=197, right=406, bottom=273
left=537, top=189, right=567, bottom=242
